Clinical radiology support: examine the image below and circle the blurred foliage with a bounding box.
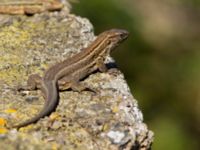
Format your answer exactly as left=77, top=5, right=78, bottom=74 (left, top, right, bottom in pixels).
left=73, top=0, right=200, bottom=149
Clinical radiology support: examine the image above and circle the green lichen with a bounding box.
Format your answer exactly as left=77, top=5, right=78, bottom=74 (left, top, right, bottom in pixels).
left=0, top=20, right=47, bottom=83
left=0, top=21, right=30, bottom=50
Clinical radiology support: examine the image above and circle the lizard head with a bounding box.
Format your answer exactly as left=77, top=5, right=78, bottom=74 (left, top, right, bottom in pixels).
left=107, top=29, right=129, bottom=42
left=99, top=29, right=129, bottom=53
left=88, top=29, right=129, bottom=58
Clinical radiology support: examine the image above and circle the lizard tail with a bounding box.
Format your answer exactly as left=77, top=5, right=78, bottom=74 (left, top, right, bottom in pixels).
left=12, top=80, right=59, bottom=129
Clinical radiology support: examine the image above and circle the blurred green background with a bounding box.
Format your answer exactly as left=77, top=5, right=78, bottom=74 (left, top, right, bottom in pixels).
left=72, top=0, right=200, bottom=149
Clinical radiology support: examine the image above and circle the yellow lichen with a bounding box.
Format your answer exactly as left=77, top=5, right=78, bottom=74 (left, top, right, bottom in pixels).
left=50, top=112, right=61, bottom=121
left=18, top=124, right=34, bottom=132
left=4, top=108, right=17, bottom=114
left=0, top=22, right=30, bottom=50
left=52, top=143, right=59, bottom=150
left=0, top=128, right=8, bottom=134
left=102, top=123, right=109, bottom=131
left=0, top=118, right=7, bottom=126
left=0, top=68, right=26, bottom=84
left=112, top=105, right=119, bottom=113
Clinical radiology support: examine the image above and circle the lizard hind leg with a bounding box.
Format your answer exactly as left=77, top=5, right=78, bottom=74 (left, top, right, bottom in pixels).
left=57, top=76, right=87, bottom=92
left=71, top=81, right=98, bottom=94
left=71, top=81, right=88, bottom=92
left=58, top=78, right=86, bottom=92
left=58, top=78, right=96, bottom=93
left=18, top=74, right=42, bottom=91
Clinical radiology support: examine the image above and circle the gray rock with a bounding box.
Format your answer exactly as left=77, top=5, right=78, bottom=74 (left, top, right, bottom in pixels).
left=0, top=1, right=153, bottom=150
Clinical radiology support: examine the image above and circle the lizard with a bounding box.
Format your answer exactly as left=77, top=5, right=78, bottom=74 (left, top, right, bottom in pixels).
left=12, top=29, right=129, bottom=129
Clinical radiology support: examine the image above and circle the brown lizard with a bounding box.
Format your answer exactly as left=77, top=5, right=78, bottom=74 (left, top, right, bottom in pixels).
left=12, top=29, right=129, bottom=129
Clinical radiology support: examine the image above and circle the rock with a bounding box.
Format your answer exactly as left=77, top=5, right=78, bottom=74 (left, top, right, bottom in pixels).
left=0, top=1, right=153, bottom=150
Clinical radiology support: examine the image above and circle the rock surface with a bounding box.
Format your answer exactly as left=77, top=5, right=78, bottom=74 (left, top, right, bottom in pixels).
left=0, top=1, right=153, bottom=150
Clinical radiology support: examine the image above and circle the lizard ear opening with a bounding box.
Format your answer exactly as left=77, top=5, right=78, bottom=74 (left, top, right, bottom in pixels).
left=106, top=40, right=111, bottom=45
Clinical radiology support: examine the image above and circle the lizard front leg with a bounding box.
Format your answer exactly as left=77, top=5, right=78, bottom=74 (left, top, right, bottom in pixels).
left=96, top=57, right=108, bottom=73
